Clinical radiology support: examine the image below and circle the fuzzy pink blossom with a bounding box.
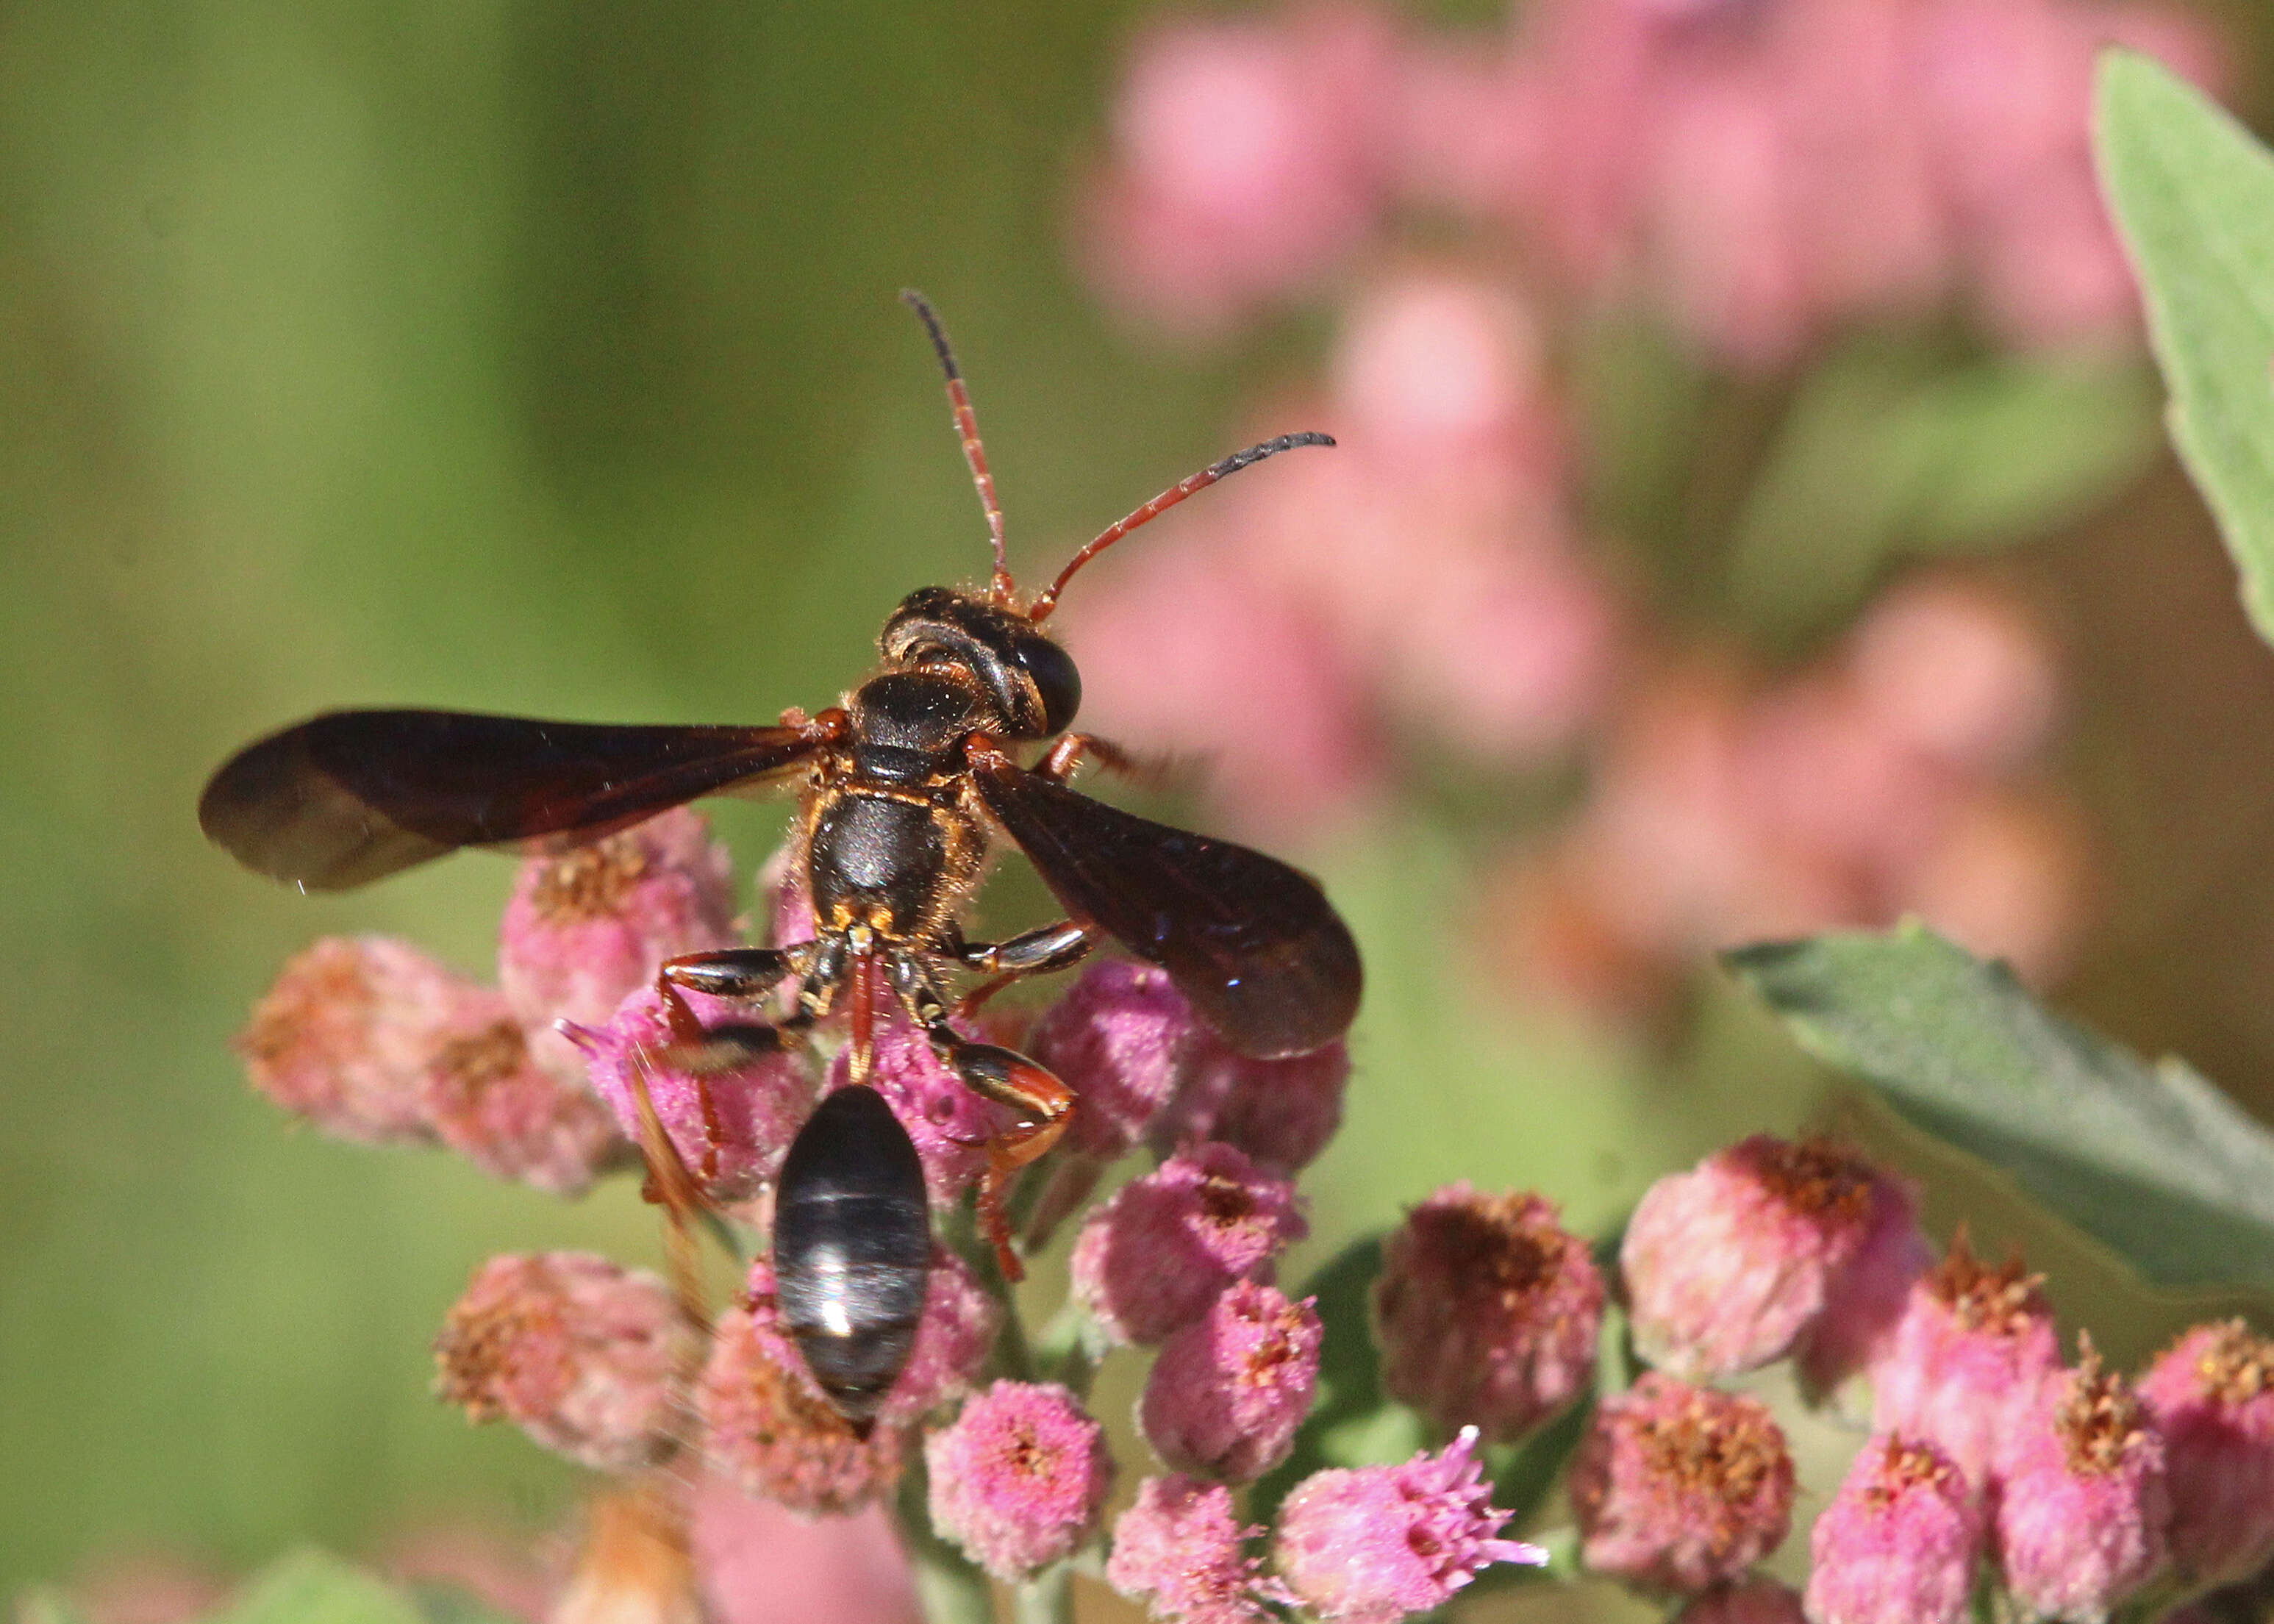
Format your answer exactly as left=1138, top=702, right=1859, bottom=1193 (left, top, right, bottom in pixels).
left=925, top=1381, right=1115, bottom=1581
left=823, top=1012, right=1004, bottom=1209
left=690, top=1478, right=920, bottom=1624
left=2137, top=1319, right=2274, bottom=1586
left=1870, top=1234, right=2063, bottom=1488
left=1372, top=1184, right=1603, bottom=1441
left=432, top=1252, right=693, bottom=1475
left=1070, top=1141, right=1308, bottom=1345
left=498, top=809, right=739, bottom=1084
left=1108, top=1475, right=1292, bottom=1624
left=568, top=983, right=818, bottom=1201
left=1272, top=1428, right=1545, bottom=1624
left=1805, top=1435, right=1984, bottom=1624
left=1140, top=1281, right=1322, bottom=1483
left=1151, top=1031, right=1354, bottom=1175
left=1995, top=1341, right=2170, bottom=1622
left=238, top=935, right=487, bottom=1144
left=1024, top=960, right=1200, bottom=1159
left=420, top=1011, right=625, bottom=1195
left=1795, top=1159, right=1937, bottom=1402
left=1570, top=1373, right=1795, bottom=1594
left=696, top=1302, right=903, bottom=1517
left=1621, top=1136, right=1924, bottom=1381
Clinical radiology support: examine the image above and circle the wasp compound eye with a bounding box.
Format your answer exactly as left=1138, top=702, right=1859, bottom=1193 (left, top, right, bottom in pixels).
left=773, top=1084, right=931, bottom=1423
left=1009, top=631, right=1080, bottom=737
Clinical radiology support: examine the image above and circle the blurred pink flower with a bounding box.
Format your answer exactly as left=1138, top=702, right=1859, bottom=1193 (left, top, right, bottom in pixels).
left=1077, top=4, right=1401, bottom=337
left=1488, top=0, right=2225, bottom=358
left=1062, top=540, right=1382, bottom=847
left=691, top=1479, right=920, bottom=1624
left=1847, top=576, right=2061, bottom=776
left=1067, top=276, right=1617, bottom=839
left=1503, top=574, right=2084, bottom=1021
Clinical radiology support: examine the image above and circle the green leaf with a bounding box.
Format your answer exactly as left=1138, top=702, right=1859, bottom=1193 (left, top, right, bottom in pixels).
left=203, top=1551, right=428, bottom=1624
left=1725, top=339, right=2158, bottom=637
left=1726, top=924, right=2274, bottom=1289
left=2097, top=51, right=2274, bottom=649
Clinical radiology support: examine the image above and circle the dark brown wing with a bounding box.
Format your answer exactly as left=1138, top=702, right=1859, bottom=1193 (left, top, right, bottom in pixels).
left=199, top=709, right=820, bottom=890
left=973, top=759, right=1360, bottom=1058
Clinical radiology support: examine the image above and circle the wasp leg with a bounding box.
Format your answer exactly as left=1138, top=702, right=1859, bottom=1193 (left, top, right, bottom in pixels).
left=1035, top=731, right=1147, bottom=784
left=951, top=919, right=1101, bottom=1017
left=661, top=945, right=806, bottom=1001
left=893, top=961, right=1076, bottom=1282
left=649, top=945, right=819, bottom=1185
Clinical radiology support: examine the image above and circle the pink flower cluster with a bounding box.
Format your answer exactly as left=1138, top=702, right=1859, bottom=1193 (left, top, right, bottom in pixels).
left=1081, top=0, right=2225, bottom=358
left=1607, top=1134, right=2274, bottom=1617
left=1504, top=577, right=2087, bottom=1023
left=1065, top=269, right=1620, bottom=845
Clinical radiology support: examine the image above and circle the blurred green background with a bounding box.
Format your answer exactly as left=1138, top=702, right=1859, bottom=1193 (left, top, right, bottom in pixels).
left=7, top=0, right=2274, bottom=1600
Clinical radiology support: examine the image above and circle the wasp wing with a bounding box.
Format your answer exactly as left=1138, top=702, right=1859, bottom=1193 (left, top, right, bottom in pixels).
left=973, top=759, right=1360, bottom=1059
left=199, top=708, right=821, bottom=890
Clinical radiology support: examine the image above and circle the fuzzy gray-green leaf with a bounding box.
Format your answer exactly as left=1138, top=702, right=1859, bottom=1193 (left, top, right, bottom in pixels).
left=1726, top=923, right=2274, bottom=1289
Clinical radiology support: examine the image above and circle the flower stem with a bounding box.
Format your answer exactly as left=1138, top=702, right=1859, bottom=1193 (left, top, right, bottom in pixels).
left=1013, top=1563, right=1073, bottom=1624
left=893, top=1453, right=998, bottom=1624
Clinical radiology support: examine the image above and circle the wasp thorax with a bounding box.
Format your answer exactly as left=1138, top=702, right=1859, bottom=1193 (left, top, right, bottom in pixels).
left=850, top=670, right=989, bottom=784
left=882, top=586, right=1080, bottom=739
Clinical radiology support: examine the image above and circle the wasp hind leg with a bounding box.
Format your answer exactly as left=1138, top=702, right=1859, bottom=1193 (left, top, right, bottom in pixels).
left=895, top=962, right=1075, bottom=1282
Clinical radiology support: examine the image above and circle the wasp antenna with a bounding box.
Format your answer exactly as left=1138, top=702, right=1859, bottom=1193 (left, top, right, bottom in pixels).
left=1027, top=432, right=1334, bottom=622
left=901, top=290, right=1013, bottom=604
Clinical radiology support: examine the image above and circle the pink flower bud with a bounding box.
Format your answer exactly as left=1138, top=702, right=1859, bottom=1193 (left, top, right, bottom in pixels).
left=1023, top=961, right=1197, bottom=1159
left=569, top=984, right=818, bottom=1201
left=823, top=1012, right=1001, bottom=1209
left=925, top=1381, right=1115, bottom=1581
left=1107, top=1474, right=1292, bottom=1624
left=1272, top=1428, right=1545, bottom=1624
left=498, top=809, right=739, bottom=1082
left=1795, top=1163, right=1935, bottom=1403
left=1995, top=1341, right=2170, bottom=1622
left=1372, top=1184, right=1603, bottom=1441
left=1804, top=1436, right=1984, bottom=1624
left=1070, top=1141, right=1308, bottom=1345
left=1570, top=1373, right=1795, bottom=1594
left=2138, top=1319, right=2274, bottom=1586
left=420, top=1013, right=626, bottom=1195
left=696, top=1302, right=902, bottom=1516
left=1622, top=1136, right=1924, bottom=1382
left=432, top=1252, right=693, bottom=1474
left=1140, top=1281, right=1321, bottom=1482
left=1673, top=1578, right=1806, bottom=1624
left=238, top=935, right=485, bottom=1143
left=1148, top=1034, right=1352, bottom=1176
left=1870, top=1234, right=2062, bottom=1488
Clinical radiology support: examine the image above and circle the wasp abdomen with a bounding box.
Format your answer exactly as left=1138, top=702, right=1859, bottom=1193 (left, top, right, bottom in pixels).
left=772, top=1083, right=931, bottom=1423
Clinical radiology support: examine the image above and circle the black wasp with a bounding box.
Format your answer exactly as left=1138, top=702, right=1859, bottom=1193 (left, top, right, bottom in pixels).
left=200, top=293, right=1362, bottom=1423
